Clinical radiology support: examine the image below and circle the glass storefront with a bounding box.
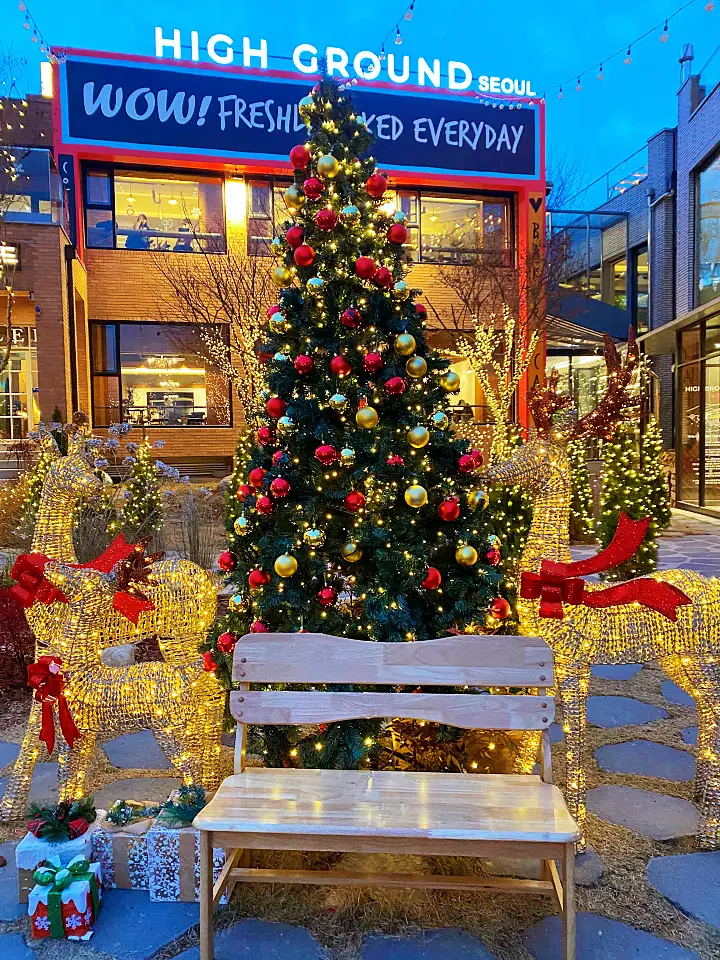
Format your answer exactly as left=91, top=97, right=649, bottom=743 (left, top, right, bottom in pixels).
left=0, top=327, right=38, bottom=441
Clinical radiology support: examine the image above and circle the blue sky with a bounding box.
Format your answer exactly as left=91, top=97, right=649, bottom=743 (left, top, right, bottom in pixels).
left=6, top=0, right=720, bottom=204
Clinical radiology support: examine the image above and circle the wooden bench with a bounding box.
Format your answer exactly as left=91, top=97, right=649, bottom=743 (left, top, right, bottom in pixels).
left=194, top=632, right=580, bottom=960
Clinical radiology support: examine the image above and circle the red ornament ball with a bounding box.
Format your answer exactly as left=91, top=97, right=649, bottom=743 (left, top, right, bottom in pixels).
left=470, top=449, right=484, bottom=468
left=385, top=376, right=406, bottom=396
left=374, top=266, right=393, bottom=289
left=285, top=225, right=305, bottom=249
left=236, top=483, right=251, bottom=501
left=267, top=303, right=282, bottom=320
left=272, top=450, right=285, bottom=466
left=387, top=222, right=408, bottom=245
left=490, top=597, right=511, bottom=620
left=485, top=548, right=502, bottom=566
left=293, top=244, right=315, bottom=267
left=344, top=490, right=365, bottom=513
left=414, top=302, right=428, bottom=318
left=303, top=177, right=323, bottom=200
left=387, top=454, right=405, bottom=466
left=366, top=172, right=388, bottom=198
left=248, top=467, right=266, bottom=488
left=217, top=550, right=237, bottom=572
left=248, top=569, right=270, bottom=589
left=315, top=208, right=338, bottom=231
left=317, top=586, right=337, bottom=607
left=270, top=477, right=291, bottom=498
left=250, top=620, right=269, bottom=633
left=458, top=454, right=477, bottom=474
left=421, top=567, right=442, bottom=590
left=294, top=354, right=314, bottom=374
left=363, top=351, right=383, bottom=374
left=330, top=355, right=352, bottom=378
left=438, top=497, right=461, bottom=522
left=355, top=256, right=377, bottom=279
left=315, top=444, right=337, bottom=466
left=202, top=651, right=217, bottom=672
left=266, top=397, right=287, bottom=419
left=289, top=143, right=311, bottom=169
left=256, top=425, right=274, bottom=446
left=256, top=495, right=274, bottom=515
left=341, top=307, right=363, bottom=328
left=216, top=631, right=238, bottom=654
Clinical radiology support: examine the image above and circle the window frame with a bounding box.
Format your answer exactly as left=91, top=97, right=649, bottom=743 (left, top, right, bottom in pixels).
left=82, top=162, right=227, bottom=254
left=89, top=320, right=233, bottom=429
left=245, top=176, right=292, bottom=256
left=696, top=145, right=720, bottom=309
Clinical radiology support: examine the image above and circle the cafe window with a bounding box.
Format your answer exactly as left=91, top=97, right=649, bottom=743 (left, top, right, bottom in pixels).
left=0, top=327, right=38, bottom=441
left=90, top=322, right=231, bottom=428
left=246, top=179, right=291, bottom=255
left=396, top=190, right=510, bottom=265
left=698, top=150, right=720, bottom=306
left=633, top=247, right=649, bottom=333
left=84, top=168, right=225, bottom=253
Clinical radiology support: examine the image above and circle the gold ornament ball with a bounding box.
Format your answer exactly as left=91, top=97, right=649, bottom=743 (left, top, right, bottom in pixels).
left=356, top=406, right=379, bottom=429
left=329, top=393, right=347, bottom=410
left=233, top=515, right=251, bottom=536
left=407, top=425, right=430, bottom=448
left=340, top=541, right=363, bottom=562
left=467, top=489, right=489, bottom=511
left=271, top=237, right=285, bottom=258
left=406, top=356, right=428, bottom=379
left=272, top=265, right=293, bottom=287
left=303, top=527, right=326, bottom=547
left=455, top=544, right=478, bottom=566
left=228, top=594, right=247, bottom=613
left=340, top=447, right=356, bottom=466
left=392, top=280, right=410, bottom=300
left=431, top=410, right=449, bottom=429
left=284, top=184, right=306, bottom=210
left=277, top=415, right=295, bottom=435
left=342, top=205, right=360, bottom=222
left=317, top=154, right=340, bottom=179
left=274, top=554, right=298, bottom=578
left=298, top=95, right=314, bottom=117
left=404, top=484, right=428, bottom=508
left=269, top=316, right=290, bottom=334
left=394, top=333, right=416, bottom=356
left=439, top=370, right=461, bottom=393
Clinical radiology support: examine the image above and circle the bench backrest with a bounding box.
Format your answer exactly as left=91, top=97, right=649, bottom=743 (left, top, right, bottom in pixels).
left=230, top=633, right=554, bottom=773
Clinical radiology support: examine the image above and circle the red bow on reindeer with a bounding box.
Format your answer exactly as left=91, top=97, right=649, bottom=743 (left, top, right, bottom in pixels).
left=520, top=513, right=692, bottom=622
left=27, top=656, right=80, bottom=755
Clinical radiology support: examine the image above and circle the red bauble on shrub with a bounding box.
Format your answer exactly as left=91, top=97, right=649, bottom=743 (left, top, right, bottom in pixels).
left=387, top=222, right=408, bottom=244
left=285, top=226, right=305, bottom=249
left=315, top=208, right=338, bottom=231
left=293, top=244, right=315, bottom=267
left=438, top=497, right=461, bottom=522
left=384, top=376, right=406, bottom=396
left=330, top=355, right=352, bottom=377
left=266, top=397, right=287, bottom=419
left=236, top=483, right=251, bottom=501
left=203, top=651, right=217, bottom=671
left=289, top=143, right=311, bottom=169
left=355, top=256, right=377, bottom=279
left=490, top=597, right=511, bottom=620
left=303, top=177, right=324, bottom=200
left=248, top=467, right=266, bottom=488
left=218, top=550, right=237, bottom=572
left=248, top=569, right=270, bottom=589
left=256, top=495, right=274, bottom=515
left=216, top=631, right=238, bottom=653
left=294, top=354, right=314, bottom=374
left=267, top=303, right=282, bottom=319
left=458, top=454, right=477, bottom=474
left=315, top=444, right=337, bottom=466
left=256, top=425, right=274, bottom=446
left=317, top=586, right=337, bottom=607
left=270, top=477, right=291, bottom=498
left=344, top=490, right=365, bottom=512
left=363, top=351, right=383, bottom=373
left=250, top=620, right=269, bottom=633
left=341, top=308, right=362, bottom=328
left=421, top=567, right=442, bottom=590
left=366, top=172, right=388, bottom=198
left=414, top=302, right=427, bottom=318
left=374, top=266, right=393, bottom=289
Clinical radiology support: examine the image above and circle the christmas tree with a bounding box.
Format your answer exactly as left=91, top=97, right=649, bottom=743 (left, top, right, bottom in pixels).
left=207, top=73, right=502, bottom=769
left=119, top=439, right=163, bottom=542
left=598, top=416, right=671, bottom=579
left=568, top=437, right=595, bottom=542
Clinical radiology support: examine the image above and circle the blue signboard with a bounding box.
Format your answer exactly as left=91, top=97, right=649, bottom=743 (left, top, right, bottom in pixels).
left=60, top=56, right=540, bottom=180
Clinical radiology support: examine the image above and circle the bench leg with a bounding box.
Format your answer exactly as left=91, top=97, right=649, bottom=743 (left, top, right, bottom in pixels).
left=199, top=831, right=214, bottom=960
left=562, top=842, right=576, bottom=960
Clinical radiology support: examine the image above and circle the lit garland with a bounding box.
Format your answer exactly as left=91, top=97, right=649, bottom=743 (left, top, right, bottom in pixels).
left=119, top=439, right=162, bottom=539
left=568, top=437, right=596, bottom=542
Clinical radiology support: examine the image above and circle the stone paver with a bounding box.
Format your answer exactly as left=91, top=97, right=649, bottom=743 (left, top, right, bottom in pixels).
left=661, top=681, right=695, bottom=708
left=591, top=664, right=642, bottom=681
left=482, top=844, right=602, bottom=887
left=682, top=727, right=698, bottom=745
left=0, top=840, right=24, bottom=921
left=90, top=889, right=198, bottom=959
left=587, top=696, right=667, bottom=728
left=575, top=845, right=605, bottom=886
left=174, top=918, right=326, bottom=959
left=525, top=912, right=701, bottom=959
left=648, top=852, right=720, bottom=928
left=594, top=740, right=695, bottom=782
left=0, top=741, right=20, bottom=768
left=0, top=762, right=57, bottom=806
left=0, top=933, right=33, bottom=959
left=586, top=786, right=698, bottom=840
left=363, top=928, right=493, bottom=959
left=92, top=776, right=181, bottom=808
left=102, top=730, right=172, bottom=770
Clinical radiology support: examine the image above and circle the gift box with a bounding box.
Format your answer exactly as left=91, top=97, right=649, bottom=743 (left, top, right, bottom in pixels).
left=91, top=814, right=154, bottom=890
left=29, top=856, right=103, bottom=940
left=147, top=823, right=225, bottom=903
left=16, top=816, right=102, bottom=904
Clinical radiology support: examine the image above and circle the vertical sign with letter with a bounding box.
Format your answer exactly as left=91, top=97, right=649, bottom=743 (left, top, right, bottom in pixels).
left=57, top=154, right=77, bottom=245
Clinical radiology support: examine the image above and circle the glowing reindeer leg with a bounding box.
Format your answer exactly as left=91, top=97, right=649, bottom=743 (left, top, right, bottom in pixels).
left=555, top=658, right=591, bottom=845
left=58, top=728, right=98, bottom=803
left=0, top=700, right=44, bottom=821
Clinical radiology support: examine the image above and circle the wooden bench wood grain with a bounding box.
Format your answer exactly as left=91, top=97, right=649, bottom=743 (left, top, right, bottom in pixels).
left=195, top=633, right=579, bottom=960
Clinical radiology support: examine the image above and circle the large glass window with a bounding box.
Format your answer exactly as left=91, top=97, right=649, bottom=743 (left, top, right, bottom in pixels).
left=246, top=180, right=291, bottom=255
left=85, top=168, right=224, bottom=253
left=699, top=151, right=720, bottom=306
left=678, top=324, right=701, bottom=505
left=633, top=247, right=649, bottom=333
left=0, top=327, right=38, bottom=440
left=397, top=190, right=510, bottom=265
left=90, top=323, right=231, bottom=428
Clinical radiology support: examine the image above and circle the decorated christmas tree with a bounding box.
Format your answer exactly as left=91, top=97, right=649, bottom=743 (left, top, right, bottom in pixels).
left=207, top=73, right=502, bottom=769
left=567, top=437, right=596, bottom=542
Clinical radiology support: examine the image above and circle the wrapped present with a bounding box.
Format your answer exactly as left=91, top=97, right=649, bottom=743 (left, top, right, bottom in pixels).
left=29, top=856, right=103, bottom=940
left=16, top=814, right=102, bottom=904
left=147, top=823, right=225, bottom=903
left=91, top=813, right=154, bottom=890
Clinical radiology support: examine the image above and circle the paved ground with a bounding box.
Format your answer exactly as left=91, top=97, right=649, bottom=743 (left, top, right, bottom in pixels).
left=2, top=515, right=720, bottom=958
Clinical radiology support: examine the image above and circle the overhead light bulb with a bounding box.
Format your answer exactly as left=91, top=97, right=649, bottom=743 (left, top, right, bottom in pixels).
left=379, top=44, right=386, bottom=62
left=705, top=2, right=714, bottom=11
left=22, top=13, right=30, bottom=28
left=576, top=76, right=582, bottom=92
left=597, top=62, right=604, bottom=80
left=660, top=20, right=669, bottom=42
left=405, top=1, right=415, bottom=19
left=558, top=86, right=564, bottom=100
left=395, top=26, right=402, bottom=45
left=624, top=45, right=632, bottom=64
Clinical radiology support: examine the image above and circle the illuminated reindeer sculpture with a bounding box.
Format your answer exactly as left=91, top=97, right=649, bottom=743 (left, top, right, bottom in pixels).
left=488, top=333, right=720, bottom=849
left=0, top=422, right=224, bottom=821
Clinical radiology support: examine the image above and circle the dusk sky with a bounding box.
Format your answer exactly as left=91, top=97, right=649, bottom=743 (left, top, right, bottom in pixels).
left=5, top=0, right=720, bottom=205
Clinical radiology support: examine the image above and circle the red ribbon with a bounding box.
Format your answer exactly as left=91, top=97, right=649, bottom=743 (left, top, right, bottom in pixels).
left=27, top=656, right=81, bottom=755
left=9, top=534, right=155, bottom=625
left=520, top=513, right=692, bottom=622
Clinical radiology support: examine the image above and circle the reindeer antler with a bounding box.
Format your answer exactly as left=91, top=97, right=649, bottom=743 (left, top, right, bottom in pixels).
left=571, top=329, right=639, bottom=440
left=529, top=369, right=573, bottom=436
